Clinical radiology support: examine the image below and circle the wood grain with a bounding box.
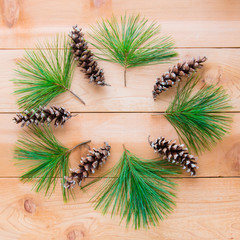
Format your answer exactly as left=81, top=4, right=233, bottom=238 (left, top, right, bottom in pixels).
left=1, top=48, right=240, bottom=112
left=1, top=0, right=20, bottom=28
left=0, top=0, right=240, bottom=48
left=0, top=178, right=240, bottom=240
left=1, top=113, right=239, bottom=177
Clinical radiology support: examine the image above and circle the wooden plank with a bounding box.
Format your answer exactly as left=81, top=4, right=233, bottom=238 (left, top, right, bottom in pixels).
left=0, top=113, right=239, bottom=177
left=0, top=178, right=240, bottom=239
left=1, top=22, right=240, bottom=49
left=0, top=48, right=239, bottom=112
left=0, top=1, right=240, bottom=48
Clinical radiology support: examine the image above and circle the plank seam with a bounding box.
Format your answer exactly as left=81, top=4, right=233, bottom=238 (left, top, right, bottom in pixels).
left=0, top=47, right=240, bottom=50
left=1, top=176, right=240, bottom=179
left=0, top=111, right=238, bottom=114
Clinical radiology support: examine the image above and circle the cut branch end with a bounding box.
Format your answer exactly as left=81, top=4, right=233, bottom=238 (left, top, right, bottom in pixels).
left=67, top=89, right=86, bottom=105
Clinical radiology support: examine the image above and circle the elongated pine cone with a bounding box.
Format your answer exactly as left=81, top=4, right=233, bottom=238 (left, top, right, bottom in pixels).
left=149, top=136, right=198, bottom=176
left=64, top=142, right=111, bottom=189
left=152, top=56, right=207, bottom=99
left=69, top=25, right=109, bottom=86
left=13, top=106, right=72, bottom=127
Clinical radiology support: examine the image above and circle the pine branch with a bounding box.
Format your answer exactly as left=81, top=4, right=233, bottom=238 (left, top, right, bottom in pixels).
left=88, top=14, right=177, bottom=87
left=85, top=147, right=180, bottom=229
left=14, top=125, right=90, bottom=202
left=12, top=35, right=85, bottom=111
left=165, top=75, right=232, bottom=154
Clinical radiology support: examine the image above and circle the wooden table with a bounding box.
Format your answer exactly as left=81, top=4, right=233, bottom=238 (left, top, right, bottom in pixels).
left=0, top=0, right=240, bottom=239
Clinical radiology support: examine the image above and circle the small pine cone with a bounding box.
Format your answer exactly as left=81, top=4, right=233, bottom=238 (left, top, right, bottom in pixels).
left=153, top=56, right=207, bottom=99
left=13, top=106, right=72, bottom=127
left=69, top=25, right=110, bottom=86
left=64, top=142, right=111, bottom=189
left=149, top=136, right=198, bottom=176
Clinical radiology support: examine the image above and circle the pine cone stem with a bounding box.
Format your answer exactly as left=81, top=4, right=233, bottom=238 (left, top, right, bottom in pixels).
left=69, top=140, right=91, bottom=152
left=66, top=88, right=86, bottom=105
left=71, top=113, right=79, bottom=118
left=148, top=135, right=152, bottom=144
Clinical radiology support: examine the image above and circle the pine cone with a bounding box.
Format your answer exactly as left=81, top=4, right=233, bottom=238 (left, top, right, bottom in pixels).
left=153, top=56, right=207, bottom=99
left=64, top=142, right=111, bottom=189
left=13, top=106, right=72, bottom=127
left=149, top=136, right=198, bottom=176
left=69, top=25, right=109, bottom=86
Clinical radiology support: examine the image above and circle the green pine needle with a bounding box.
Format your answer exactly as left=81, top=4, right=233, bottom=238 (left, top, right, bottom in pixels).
left=12, top=35, right=85, bottom=111
left=85, top=147, right=180, bottom=229
left=14, top=125, right=70, bottom=202
left=165, top=75, right=232, bottom=154
left=88, top=14, right=177, bottom=86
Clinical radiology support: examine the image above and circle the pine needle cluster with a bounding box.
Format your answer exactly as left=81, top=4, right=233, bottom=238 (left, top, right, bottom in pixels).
left=14, top=125, right=70, bottom=201
left=88, top=14, right=177, bottom=86
left=86, top=147, right=180, bottom=229
left=14, top=125, right=90, bottom=202
left=12, top=35, right=85, bottom=111
left=165, top=75, right=232, bottom=154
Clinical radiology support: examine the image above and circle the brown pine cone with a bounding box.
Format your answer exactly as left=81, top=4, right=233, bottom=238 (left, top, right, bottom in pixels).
left=64, top=142, right=111, bottom=189
left=153, top=56, right=207, bottom=99
left=69, top=25, right=110, bottom=86
left=149, top=136, right=198, bottom=176
left=13, top=106, right=72, bottom=127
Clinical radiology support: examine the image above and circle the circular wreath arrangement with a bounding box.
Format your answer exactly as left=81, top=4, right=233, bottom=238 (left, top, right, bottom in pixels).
left=12, top=15, right=232, bottom=229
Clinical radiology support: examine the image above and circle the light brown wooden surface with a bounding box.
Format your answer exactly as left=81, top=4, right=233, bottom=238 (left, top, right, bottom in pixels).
left=0, top=0, right=240, bottom=239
